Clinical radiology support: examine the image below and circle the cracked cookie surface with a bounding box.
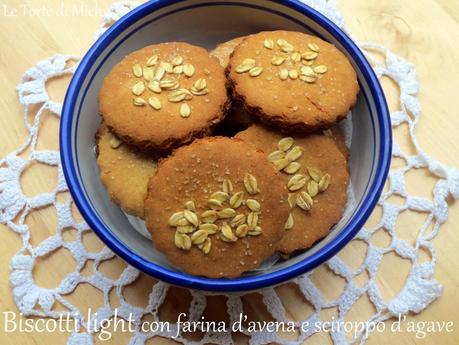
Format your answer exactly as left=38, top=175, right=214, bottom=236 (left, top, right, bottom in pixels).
left=227, top=31, right=359, bottom=132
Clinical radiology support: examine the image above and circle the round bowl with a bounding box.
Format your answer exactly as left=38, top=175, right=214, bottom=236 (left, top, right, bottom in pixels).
left=60, top=0, right=391, bottom=292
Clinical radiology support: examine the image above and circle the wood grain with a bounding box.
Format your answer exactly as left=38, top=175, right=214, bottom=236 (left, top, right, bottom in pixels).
left=0, top=0, right=458, bottom=344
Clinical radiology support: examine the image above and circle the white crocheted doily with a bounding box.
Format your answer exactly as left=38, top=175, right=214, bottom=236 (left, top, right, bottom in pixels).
left=2, top=1, right=459, bottom=344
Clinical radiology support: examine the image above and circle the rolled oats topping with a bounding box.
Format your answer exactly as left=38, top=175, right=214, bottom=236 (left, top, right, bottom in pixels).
left=168, top=177, right=264, bottom=253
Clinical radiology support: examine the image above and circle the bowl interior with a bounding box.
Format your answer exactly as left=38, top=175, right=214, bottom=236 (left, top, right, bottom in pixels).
left=62, top=0, right=388, bottom=291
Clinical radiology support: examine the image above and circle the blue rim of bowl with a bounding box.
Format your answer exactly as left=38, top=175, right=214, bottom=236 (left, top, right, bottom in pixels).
left=60, top=0, right=391, bottom=292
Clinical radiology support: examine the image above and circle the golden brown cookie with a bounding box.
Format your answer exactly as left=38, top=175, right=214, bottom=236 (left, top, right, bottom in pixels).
left=325, top=126, right=349, bottom=159
left=96, top=123, right=157, bottom=218
left=227, top=31, right=359, bottom=132
left=210, top=36, right=247, bottom=68
left=144, top=137, right=290, bottom=278
left=236, top=124, right=349, bottom=254
left=99, top=42, right=230, bottom=152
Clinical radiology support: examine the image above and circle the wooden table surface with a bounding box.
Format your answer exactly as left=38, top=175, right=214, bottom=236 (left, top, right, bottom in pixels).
left=1, top=0, right=458, bottom=344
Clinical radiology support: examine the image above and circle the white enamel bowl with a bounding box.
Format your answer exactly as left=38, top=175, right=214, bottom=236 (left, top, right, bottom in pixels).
left=60, top=0, right=391, bottom=292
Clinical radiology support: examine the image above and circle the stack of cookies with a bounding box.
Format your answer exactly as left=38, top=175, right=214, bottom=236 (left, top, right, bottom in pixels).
left=96, top=31, right=359, bottom=278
